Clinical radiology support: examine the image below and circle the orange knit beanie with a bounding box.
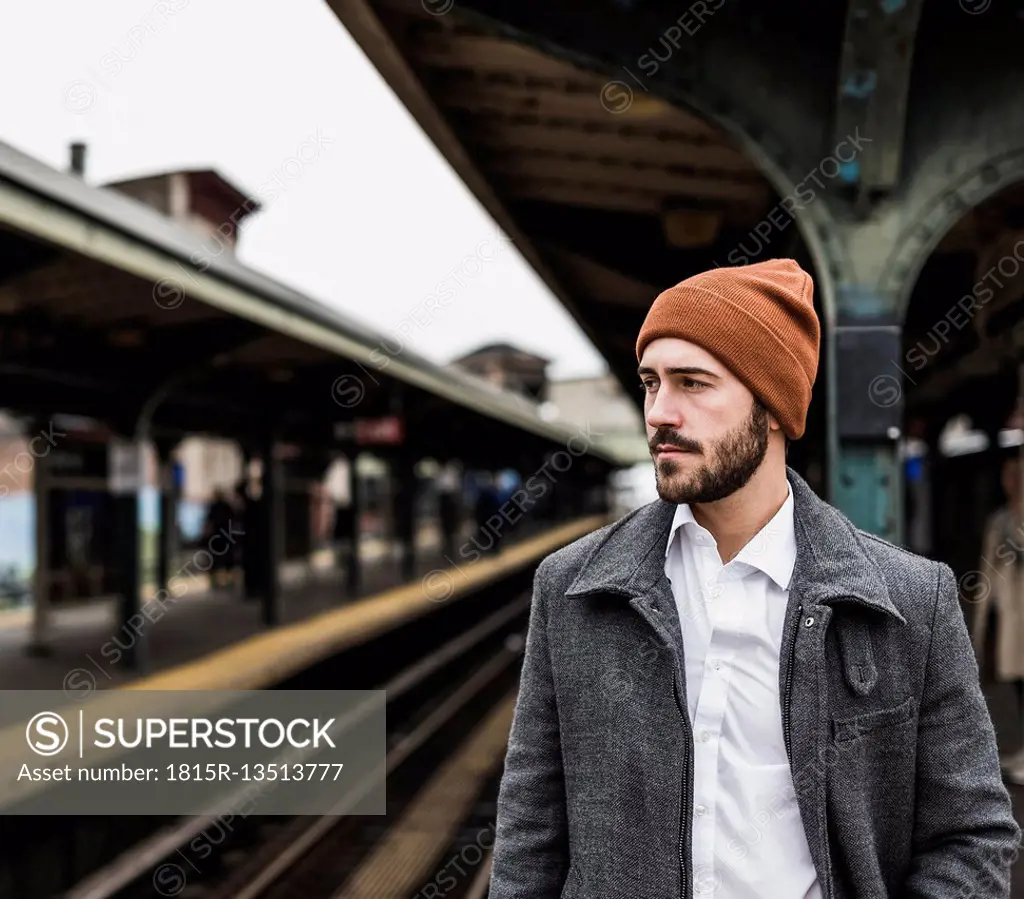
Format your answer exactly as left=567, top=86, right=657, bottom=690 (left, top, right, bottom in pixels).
left=635, top=258, right=820, bottom=439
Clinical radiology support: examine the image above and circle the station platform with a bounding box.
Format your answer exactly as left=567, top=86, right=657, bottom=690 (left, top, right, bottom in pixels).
left=0, top=516, right=607, bottom=692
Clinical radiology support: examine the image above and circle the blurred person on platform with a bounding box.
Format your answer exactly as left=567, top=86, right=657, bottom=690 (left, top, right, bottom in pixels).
left=973, top=452, right=1024, bottom=782
left=333, top=493, right=356, bottom=575
left=474, top=473, right=503, bottom=555
left=436, top=463, right=462, bottom=559
left=489, top=259, right=1019, bottom=899
left=203, top=488, right=236, bottom=589
left=235, top=479, right=262, bottom=600
left=231, top=480, right=250, bottom=583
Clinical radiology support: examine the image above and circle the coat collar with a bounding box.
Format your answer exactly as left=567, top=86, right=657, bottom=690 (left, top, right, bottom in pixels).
left=565, top=466, right=905, bottom=624
left=664, top=479, right=796, bottom=592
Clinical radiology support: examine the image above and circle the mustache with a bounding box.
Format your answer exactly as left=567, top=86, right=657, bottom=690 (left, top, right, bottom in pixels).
left=650, top=430, right=702, bottom=454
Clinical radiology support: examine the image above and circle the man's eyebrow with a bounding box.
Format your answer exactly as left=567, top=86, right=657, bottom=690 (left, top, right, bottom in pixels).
left=636, top=366, right=721, bottom=379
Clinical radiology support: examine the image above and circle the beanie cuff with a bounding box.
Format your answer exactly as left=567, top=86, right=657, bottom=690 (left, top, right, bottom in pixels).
left=636, top=285, right=813, bottom=439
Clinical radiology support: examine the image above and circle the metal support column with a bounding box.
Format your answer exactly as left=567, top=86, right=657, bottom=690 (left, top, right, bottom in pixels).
left=980, top=411, right=1007, bottom=522
left=260, top=436, right=282, bottom=627
left=392, top=454, right=418, bottom=583
left=923, top=418, right=947, bottom=563
left=155, top=442, right=178, bottom=601
left=1017, top=360, right=1024, bottom=509
left=346, top=452, right=363, bottom=596
left=111, top=437, right=145, bottom=670
left=829, top=318, right=905, bottom=544
left=238, top=445, right=260, bottom=602
left=27, top=417, right=52, bottom=657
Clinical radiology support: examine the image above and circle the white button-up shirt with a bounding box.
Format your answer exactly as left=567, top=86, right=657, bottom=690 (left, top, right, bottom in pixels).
left=664, top=482, right=822, bottom=899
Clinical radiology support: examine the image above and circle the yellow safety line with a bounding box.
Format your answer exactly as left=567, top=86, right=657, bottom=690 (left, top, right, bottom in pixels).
left=332, top=693, right=515, bottom=898
left=120, top=515, right=608, bottom=692
left=465, top=847, right=494, bottom=899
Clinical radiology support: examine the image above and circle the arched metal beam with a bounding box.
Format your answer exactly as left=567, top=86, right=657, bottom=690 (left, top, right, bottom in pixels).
left=883, top=148, right=1024, bottom=318
left=833, top=0, right=925, bottom=196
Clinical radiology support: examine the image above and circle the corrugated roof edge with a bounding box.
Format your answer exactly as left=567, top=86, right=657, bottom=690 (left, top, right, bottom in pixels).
left=0, top=140, right=630, bottom=466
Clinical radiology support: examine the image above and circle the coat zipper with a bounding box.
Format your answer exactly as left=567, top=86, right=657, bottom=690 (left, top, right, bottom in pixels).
left=673, top=672, right=694, bottom=899
left=782, top=603, right=836, bottom=899
left=782, top=604, right=801, bottom=761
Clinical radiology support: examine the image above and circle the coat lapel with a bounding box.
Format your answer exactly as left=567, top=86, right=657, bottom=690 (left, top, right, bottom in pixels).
left=565, top=496, right=686, bottom=687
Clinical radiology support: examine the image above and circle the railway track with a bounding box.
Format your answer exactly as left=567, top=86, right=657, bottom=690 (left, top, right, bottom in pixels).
left=65, top=590, right=526, bottom=899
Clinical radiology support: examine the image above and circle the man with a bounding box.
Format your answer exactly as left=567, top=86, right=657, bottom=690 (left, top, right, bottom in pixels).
left=489, top=259, right=1020, bottom=898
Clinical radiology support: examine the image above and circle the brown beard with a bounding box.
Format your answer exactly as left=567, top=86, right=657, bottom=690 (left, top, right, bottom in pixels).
left=651, top=400, right=769, bottom=504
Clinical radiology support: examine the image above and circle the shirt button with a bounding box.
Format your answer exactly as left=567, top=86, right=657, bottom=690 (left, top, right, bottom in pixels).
left=699, top=730, right=711, bottom=743
left=695, top=804, right=707, bottom=816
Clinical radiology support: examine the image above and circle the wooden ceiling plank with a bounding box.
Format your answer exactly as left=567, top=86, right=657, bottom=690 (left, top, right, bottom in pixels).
left=499, top=179, right=664, bottom=214
left=486, top=156, right=768, bottom=202
left=413, top=33, right=589, bottom=81
left=436, top=79, right=720, bottom=139
left=460, top=120, right=754, bottom=172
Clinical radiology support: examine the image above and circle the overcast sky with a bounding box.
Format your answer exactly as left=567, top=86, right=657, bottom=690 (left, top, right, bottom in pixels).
left=0, top=0, right=609, bottom=380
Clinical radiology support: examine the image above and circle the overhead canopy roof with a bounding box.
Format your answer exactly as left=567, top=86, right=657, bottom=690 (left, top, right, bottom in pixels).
left=0, top=140, right=630, bottom=469
left=332, top=0, right=1024, bottom=441
left=331, top=0, right=1024, bottom=450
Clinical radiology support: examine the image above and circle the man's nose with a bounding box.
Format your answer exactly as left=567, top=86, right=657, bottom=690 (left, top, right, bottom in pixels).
left=646, top=388, right=683, bottom=431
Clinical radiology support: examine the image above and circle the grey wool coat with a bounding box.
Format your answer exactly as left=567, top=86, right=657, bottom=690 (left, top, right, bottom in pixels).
left=489, top=467, right=1021, bottom=899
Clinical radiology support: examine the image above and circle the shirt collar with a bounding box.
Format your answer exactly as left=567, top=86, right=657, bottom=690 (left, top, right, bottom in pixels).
left=664, top=480, right=797, bottom=591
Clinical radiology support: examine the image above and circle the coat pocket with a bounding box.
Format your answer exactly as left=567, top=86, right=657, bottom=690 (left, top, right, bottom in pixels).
left=832, top=695, right=916, bottom=743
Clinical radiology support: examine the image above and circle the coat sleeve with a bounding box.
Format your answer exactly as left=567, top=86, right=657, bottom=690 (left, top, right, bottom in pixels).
left=488, top=556, right=570, bottom=899
left=903, top=561, right=1021, bottom=899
